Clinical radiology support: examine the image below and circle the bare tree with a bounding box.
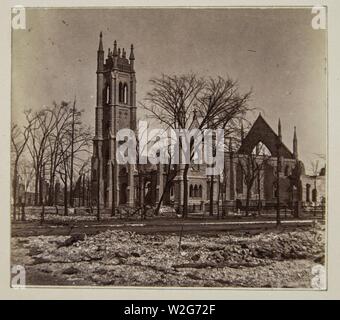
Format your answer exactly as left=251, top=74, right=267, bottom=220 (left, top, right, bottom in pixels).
left=57, top=116, right=92, bottom=215
left=45, top=101, right=75, bottom=205
left=142, top=74, right=251, bottom=218
left=141, top=74, right=205, bottom=217
left=11, top=122, right=31, bottom=220
left=57, top=139, right=71, bottom=216
left=69, top=98, right=77, bottom=207
left=22, top=100, right=92, bottom=216
left=43, top=99, right=91, bottom=208
left=197, top=78, right=252, bottom=217
left=236, top=150, right=270, bottom=216
left=310, top=159, right=321, bottom=218
left=12, top=98, right=92, bottom=223
left=18, top=158, right=35, bottom=220
left=25, top=108, right=57, bottom=205
left=133, top=120, right=178, bottom=217
left=153, top=142, right=178, bottom=216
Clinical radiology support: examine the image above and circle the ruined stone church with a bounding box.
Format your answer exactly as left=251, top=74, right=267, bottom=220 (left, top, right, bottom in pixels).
left=91, top=33, right=325, bottom=211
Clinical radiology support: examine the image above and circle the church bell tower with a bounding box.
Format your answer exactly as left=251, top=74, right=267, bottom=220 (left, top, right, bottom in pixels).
left=92, top=32, right=136, bottom=208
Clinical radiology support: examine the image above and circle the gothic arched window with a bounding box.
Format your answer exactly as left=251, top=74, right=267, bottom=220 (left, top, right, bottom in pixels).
left=170, top=185, right=174, bottom=197
left=123, top=83, right=128, bottom=104
left=194, top=185, right=198, bottom=197
left=273, top=183, right=278, bottom=198
left=106, top=85, right=110, bottom=104
left=312, top=188, right=318, bottom=202
left=306, top=184, right=311, bottom=202
left=199, top=185, right=202, bottom=198
left=284, top=165, right=290, bottom=176
left=119, top=82, right=123, bottom=103
left=189, top=185, right=193, bottom=197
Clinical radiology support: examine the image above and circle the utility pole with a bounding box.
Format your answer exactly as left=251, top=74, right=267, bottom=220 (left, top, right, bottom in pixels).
left=41, top=162, right=46, bottom=224
left=314, top=174, right=317, bottom=221
left=97, top=158, right=101, bottom=221
left=69, top=98, right=76, bottom=207
left=276, top=142, right=281, bottom=227
left=111, top=161, right=116, bottom=216
left=82, top=173, right=85, bottom=207
left=88, top=175, right=93, bottom=212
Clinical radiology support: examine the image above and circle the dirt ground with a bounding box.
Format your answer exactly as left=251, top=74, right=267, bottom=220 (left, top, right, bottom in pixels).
left=11, top=222, right=326, bottom=288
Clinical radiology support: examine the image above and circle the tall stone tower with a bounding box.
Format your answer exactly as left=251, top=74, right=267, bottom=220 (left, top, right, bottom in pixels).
left=92, top=32, right=136, bottom=208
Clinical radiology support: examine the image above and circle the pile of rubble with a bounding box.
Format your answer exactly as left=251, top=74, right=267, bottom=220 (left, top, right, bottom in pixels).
left=12, top=223, right=325, bottom=287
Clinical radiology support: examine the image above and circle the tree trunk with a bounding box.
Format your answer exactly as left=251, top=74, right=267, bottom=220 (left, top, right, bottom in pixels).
left=69, top=100, right=76, bottom=207
left=48, top=181, right=54, bottom=206
left=276, top=154, right=281, bottom=227
left=138, top=173, right=143, bottom=206
left=48, top=164, right=55, bottom=205
left=209, top=175, right=214, bottom=216
left=154, top=187, right=166, bottom=216
left=154, top=164, right=177, bottom=216
left=12, top=164, right=18, bottom=221
left=89, top=177, right=93, bottom=214
left=257, top=174, right=262, bottom=216
left=217, top=175, right=221, bottom=219
left=22, top=189, right=27, bottom=221
left=64, top=178, right=68, bottom=216
left=182, top=164, right=190, bottom=218
left=41, top=198, right=45, bottom=224
left=21, top=201, right=26, bottom=222
left=34, top=169, right=39, bottom=206
left=88, top=188, right=91, bottom=209
left=41, top=164, right=45, bottom=224
left=245, top=187, right=251, bottom=216
left=154, top=177, right=172, bottom=216
left=39, top=164, right=43, bottom=206
left=222, top=169, right=227, bottom=217
left=82, top=174, right=85, bottom=207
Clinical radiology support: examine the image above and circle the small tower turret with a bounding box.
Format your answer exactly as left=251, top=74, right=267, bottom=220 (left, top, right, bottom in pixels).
left=112, top=40, right=118, bottom=69
left=293, top=126, right=298, bottom=159
left=129, top=44, right=135, bottom=70
left=97, top=31, right=104, bottom=72
left=113, top=40, right=118, bottom=56
left=278, top=118, right=282, bottom=141
left=240, top=121, right=244, bottom=142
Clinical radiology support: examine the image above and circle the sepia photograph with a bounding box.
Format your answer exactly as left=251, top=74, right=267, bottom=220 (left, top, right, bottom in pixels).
left=10, top=7, right=327, bottom=289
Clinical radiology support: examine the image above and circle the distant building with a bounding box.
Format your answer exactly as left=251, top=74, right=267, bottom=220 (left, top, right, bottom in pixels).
left=301, top=167, right=326, bottom=206
left=228, top=114, right=323, bottom=207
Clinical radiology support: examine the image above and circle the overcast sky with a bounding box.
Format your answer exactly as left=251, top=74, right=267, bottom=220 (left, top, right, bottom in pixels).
left=12, top=8, right=327, bottom=173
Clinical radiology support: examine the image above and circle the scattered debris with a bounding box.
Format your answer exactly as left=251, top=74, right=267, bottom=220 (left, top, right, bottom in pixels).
left=62, top=266, right=80, bottom=275
left=11, top=224, right=325, bottom=287
left=57, top=233, right=86, bottom=248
